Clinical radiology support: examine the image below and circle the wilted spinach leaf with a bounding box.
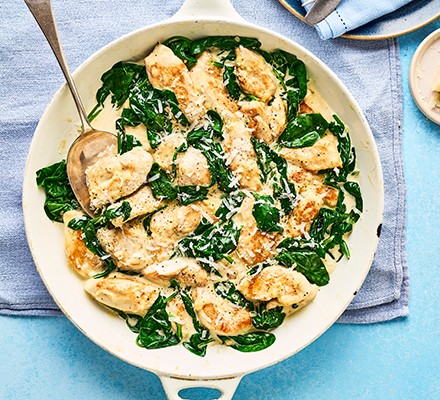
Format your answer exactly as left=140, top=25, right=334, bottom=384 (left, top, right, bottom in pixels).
left=277, top=236, right=325, bottom=259
left=117, top=133, right=143, bottom=154
left=91, top=62, right=190, bottom=150
left=263, top=49, right=307, bottom=120
left=136, top=293, right=182, bottom=349
left=163, top=36, right=198, bottom=69
left=177, top=185, right=210, bottom=205
left=111, top=308, right=143, bottom=333
left=344, top=181, right=363, bottom=212
left=252, top=194, right=283, bottom=233
left=163, top=36, right=262, bottom=70
left=324, top=115, right=356, bottom=186
left=275, top=249, right=329, bottom=286
left=36, top=160, right=79, bottom=222
left=218, top=332, right=276, bottom=352
left=147, top=163, right=178, bottom=201
left=148, top=162, right=210, bottom=206
left=175, top=218, right=242, bottom=275
left=251, top=138, right=296, bottom=215
left=278, top=113, right=329, bottom=148
left=187, top=121, right=238, bottom=193
left=88, top=62, right=148, bottom=121
left=224, top=65, right=241, bottom=101
left=252, top=304, right=285, bottom=330
left=171, top=281, right=213, bottom=357
left=309, top=207, right=360, bottom=259
left=215, top=191, right=245, bottom=222
left=214, top=281, right=254, bottom=311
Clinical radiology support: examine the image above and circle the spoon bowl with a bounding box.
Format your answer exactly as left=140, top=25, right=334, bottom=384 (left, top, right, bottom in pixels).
left=66, top=130, right=117, bottom=216
left=25, top=0, right=116, bottom=216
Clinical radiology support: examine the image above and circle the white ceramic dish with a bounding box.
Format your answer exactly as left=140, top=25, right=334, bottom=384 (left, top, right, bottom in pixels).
left=409, top=28, right=440, bottom=125
left=22, top=0, right=384, bottom=398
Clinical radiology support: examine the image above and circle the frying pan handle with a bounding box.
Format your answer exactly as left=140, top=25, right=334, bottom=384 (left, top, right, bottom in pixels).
left=159, top=375, right=242, bottom=400
left=172, top=0, right=245, bottom=22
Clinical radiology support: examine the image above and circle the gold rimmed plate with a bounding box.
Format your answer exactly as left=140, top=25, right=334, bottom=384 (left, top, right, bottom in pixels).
left=279, top=0, right=440, bottom=40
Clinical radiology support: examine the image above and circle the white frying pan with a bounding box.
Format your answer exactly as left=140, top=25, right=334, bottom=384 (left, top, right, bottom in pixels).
left=22, top=0, right=384, bottom=398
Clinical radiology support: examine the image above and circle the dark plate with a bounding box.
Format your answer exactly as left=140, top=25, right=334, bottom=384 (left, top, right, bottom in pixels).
left=279, top=0, right=440, bottom=40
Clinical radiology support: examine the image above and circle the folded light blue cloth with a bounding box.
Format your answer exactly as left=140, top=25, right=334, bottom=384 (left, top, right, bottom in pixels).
left=0, top=0, right=408, bottom=323
left=301, top=0, right=416, bottom=39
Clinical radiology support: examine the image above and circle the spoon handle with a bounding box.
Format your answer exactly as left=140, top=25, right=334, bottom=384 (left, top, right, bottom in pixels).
left=24, top=0, right=92, bottom=131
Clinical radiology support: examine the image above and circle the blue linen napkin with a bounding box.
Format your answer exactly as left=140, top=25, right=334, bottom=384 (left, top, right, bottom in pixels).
left=0, top=0, right=408, bottom=322
left=301, top=0, right=416, bottom=39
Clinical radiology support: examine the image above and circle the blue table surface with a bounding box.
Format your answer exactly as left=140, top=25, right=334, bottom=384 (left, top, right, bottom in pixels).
left=1, top=15, right=440, bottom=400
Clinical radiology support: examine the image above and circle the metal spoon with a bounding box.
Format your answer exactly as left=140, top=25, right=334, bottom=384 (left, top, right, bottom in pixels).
left=25, top=0, right=117, bottom=216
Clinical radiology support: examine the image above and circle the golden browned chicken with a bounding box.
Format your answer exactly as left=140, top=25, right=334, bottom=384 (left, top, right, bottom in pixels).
left=109, top=186, right=163, bottom=227
left=142, top=257, right=209, bottom=287
left=84, top=272, right=160, bottom=315
left=175, top=147, right=211, bottom=187
left=235, top=46, right=278, bottom=103
left=86, top=147, right=153, bottom=209
left=234, top=196, right=278, bottom=267
left=189, top=51, right=239, bottom=119
left=190, top=51, right=263, bottom=191
left=238, top=264, right=318, bottom=307
left=193, top=285, right=253, bottom=336
left=97, top=220, right=166, bottom=271
left=153, top=133, right=186, bottom=173
left=63, top=210, right=105, bottom=278
left=144, top=44, right=207, bottom=123
left=280, top=134, right=342, bottom=172
left=149, top=204, right=202, bottom=245
left=286, top=164, right=339, bottom=237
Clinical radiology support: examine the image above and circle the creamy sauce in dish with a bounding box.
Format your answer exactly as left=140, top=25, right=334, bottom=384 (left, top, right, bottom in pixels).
left=37, top=36, right=363, bottom=356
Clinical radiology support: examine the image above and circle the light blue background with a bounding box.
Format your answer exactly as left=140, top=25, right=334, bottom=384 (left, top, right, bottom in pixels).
left=1, top=12, right=439, bottom=400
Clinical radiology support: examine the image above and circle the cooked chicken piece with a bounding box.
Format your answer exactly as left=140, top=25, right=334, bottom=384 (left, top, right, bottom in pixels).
left=193, top=285, right=253, bottom=336
left=286, top=164, right=339, bottom=237
left=280, top=134, right=342, bottom=172
left=190, top=51, right=262, bottom=190
left=287, top=186, right=337, bottom=237
left=150, top=204, right=201, bottom=245
left=86, top=147, right=153, bottom=209
left=233, top=197, right=278, bottom=267
left=97, top=220, right=169, bottom=271
left=235, top=46, right=278, bottom=103
left=84, top=272, right=159, bottom=316
left=109, top=186, right=163, bottom=227
left=175, top=147, right=211, bottom=187
left=173, top=205, right=203, bottom=234
left=302, top=87, right=334, bottom=121
left=124, top=124, right=151, bottom=151
left=142, top=257, right=209, bottom=287
left=239, top=100, right=272, bottom=143
left=223, top=120, right=262, bottom=191
left=63, top=210, right=105, bottom=278
left=189, top=51, right=239, bottom=120
left=299, top=101, right=314, bottom=114
left=196, top=190, right=223, bottom=222
left=144, top=44, right=206, bottom=122
left=153, top=132, right=186, bottom=173
left=288, top=164, right=339, bottom=206
left=268, top=96, right=288, bottom=136
left=167, top=295, right=196, bottom=340
left=239, top=97, right=287, bottom=143
left=238, top=265, right=318, bottom=307
left=286, top=187, right=327, bottom=237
